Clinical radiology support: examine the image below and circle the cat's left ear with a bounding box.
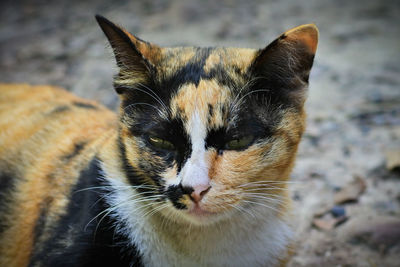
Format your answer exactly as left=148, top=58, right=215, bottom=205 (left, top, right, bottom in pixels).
left=250, top=24, right=318, bottom=107
left=95, top=15, right=161, bottom=94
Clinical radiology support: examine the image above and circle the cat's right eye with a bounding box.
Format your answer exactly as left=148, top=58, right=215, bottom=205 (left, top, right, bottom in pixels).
left=225, top=135, right=254, bottom=150
left=148, top=136, right=175, bottom=151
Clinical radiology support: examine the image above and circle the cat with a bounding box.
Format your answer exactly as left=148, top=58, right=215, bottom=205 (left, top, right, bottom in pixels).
left=0, top=15, right=318, bottom=267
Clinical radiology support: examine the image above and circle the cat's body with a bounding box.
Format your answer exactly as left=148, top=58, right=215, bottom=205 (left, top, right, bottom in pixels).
left=0, top=16, right=317, bottom=267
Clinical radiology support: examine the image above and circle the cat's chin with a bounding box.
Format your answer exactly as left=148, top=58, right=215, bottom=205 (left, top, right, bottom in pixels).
left=177, top=204, right=232, bottom=226
left=182, top=210, right=221, bottom=225
left=187, top=204, right=216, bottom=217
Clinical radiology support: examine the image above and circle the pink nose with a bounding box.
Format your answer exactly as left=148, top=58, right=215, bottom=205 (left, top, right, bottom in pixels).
left=190, top=184, right=211, bottom=203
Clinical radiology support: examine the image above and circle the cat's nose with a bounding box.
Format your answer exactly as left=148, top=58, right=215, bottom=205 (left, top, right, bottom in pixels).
left=190, top=184, right=211, bottom=203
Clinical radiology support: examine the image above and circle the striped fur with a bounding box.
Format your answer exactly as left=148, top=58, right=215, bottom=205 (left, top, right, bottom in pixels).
left=0, top=16, right=318, bottom=266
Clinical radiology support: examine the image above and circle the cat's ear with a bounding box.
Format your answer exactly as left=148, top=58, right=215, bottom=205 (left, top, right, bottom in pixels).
left=95, top=15, right=161, bottom=93
left=250, top=24, right=318, bottom=107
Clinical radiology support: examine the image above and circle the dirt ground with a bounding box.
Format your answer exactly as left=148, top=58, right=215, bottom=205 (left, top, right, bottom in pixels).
left=1, top=0, right=399, bottom=266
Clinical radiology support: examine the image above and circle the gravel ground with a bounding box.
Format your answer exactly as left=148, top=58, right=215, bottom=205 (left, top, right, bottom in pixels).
left=1, top=0, right=399, bottom=266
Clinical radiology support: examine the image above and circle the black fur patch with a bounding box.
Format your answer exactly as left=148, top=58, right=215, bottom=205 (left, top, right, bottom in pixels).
left=205, top=127, right=226, bottom=151
left=61, top=141, right=87, bottom=162
left=29, top=157, right=144, bottom=267
left=160, top=49, right=238, bottom=91
left=205, top=108, right=274, bottom=151
left=165, top=184, right=192, bottom=210
left=162, top=47, right=212, bottom=87
left=73, top=102, right=98, bottom=110
left=47, top=105, right=70, bottom=115
left=0, top=172, right=15, bottom=235
left=208, top=104, right=214, bottom=118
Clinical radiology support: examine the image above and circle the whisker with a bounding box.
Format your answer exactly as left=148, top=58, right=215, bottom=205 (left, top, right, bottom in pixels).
left=242, top=193, right=287, bottom=205
left=127, top=85, right=168, bottom=113
left=91, top=195, right=166, bottom=239
left=74, top=184, right=159, bottom=194
left=242, top=191, right=286, bottom=198
left=142, top=202, right=170, bottom=218
left=124, top=102, right=168, bottom=120
left=229, top=77, right=263, bottom=113
left=242, top=200, right=282, bottom=214
left=238, top=180, right=302, bottom=188
left=241, top=187, right=291, bottom=192
left=86, top=194, right=163, bottom=232
left=160, top=207, right=174, bottom=229
left=137, top=83, right=169, bottom=112
left=231, top=89, right=272, bottom=113
left=227, top=203, right=257, bottom=219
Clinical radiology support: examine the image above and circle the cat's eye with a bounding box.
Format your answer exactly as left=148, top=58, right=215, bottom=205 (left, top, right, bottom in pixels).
left=148, top=136, right=175, bottom=151
left=225, top=136, right=254, bottom=150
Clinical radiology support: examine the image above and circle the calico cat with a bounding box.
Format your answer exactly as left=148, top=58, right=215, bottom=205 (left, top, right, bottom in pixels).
left=0, top=15, right=318, bottom=267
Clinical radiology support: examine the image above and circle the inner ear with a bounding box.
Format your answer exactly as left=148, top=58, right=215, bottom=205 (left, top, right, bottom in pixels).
left=249, top=24, right=318, bottom=108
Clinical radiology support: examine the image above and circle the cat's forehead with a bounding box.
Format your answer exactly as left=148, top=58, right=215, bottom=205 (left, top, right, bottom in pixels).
left=158, top=47, right=257, bottom=80
left=169, top=79, right=230, bottom=129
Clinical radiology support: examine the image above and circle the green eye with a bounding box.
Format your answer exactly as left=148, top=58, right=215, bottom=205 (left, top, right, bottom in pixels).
left=225, top=136, right=254, bottom=150
left=148, top=136, right=175, bottom=151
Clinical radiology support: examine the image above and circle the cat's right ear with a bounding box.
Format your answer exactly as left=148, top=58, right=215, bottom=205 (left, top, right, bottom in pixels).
left=250, top=24, right=318, bottom=108
left=95, top=15, right=160, bottom=93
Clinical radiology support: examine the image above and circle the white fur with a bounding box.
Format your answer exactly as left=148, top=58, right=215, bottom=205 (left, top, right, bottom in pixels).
left=100, top=161, right=293, bottom=267
left=179, top=111, right=210, bottom=190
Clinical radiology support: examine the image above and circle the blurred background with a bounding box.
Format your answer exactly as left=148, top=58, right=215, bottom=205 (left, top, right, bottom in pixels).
left=1, top=0, right=399, bottom=265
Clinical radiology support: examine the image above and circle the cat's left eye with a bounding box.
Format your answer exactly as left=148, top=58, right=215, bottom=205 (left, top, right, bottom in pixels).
left=148, top=136, right=175, bottom=151
left=225, top=135, right=254, bottom=150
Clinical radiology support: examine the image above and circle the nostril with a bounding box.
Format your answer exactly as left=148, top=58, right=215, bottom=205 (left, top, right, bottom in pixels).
left=200, top=186, right=211, bottom=197
left=190, top=185, right=211, bottom=203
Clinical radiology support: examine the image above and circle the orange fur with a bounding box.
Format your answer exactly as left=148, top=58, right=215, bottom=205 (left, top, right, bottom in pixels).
left=0, top=84, right=116, bottom=267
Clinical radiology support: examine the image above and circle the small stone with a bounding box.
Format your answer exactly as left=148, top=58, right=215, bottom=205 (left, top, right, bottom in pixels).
left=334, top=175, right=366, bottom=204
left=313, top=206, right=331, bottom=218
left=313, top=213, right=348, bottom=231
left=313, top=218, right=336, bottom=231
left=331, top=206, right=346, bottom=218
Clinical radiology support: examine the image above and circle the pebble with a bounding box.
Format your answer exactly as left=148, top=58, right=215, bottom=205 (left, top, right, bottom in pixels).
left=331, top=206, right=346, bottom=218
left=334, top=175, right=366, bottom=204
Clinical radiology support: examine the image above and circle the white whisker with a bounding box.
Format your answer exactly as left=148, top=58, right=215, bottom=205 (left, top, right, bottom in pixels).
left=242, top=193, right=287, bottom=205
left=124, top=102, right=168, bottom=120
left=128, top=85, right=168, bottom=113
left=137, top=83, right=169, bottom=112
left=228, top=203, right=257, bottom=218
left=242, top=200, right=281, bottom=214
left=231, top=89, right=271, bottom=113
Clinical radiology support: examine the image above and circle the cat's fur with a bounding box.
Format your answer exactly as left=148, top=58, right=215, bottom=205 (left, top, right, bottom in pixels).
left=0, top=15, right=318, bottom=267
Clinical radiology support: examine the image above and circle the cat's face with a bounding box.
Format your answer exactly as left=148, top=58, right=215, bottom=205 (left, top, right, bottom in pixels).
left=97, top=16, right=318, bottom=225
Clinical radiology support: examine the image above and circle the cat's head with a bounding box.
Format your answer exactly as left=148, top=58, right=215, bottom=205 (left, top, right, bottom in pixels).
left=96, top=15, right=318, bottom=225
